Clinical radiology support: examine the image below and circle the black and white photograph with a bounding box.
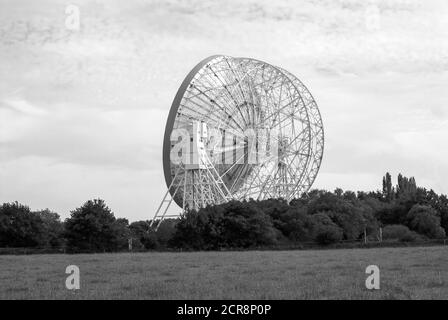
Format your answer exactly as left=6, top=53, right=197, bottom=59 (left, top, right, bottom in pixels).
left=0, top=0, right=447, bottom=306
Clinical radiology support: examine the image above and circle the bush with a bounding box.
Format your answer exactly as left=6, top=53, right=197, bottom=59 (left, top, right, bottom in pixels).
left=169, top=208, right=221, bottom=250
left=327, top=209, right=365, bottom=240
left=156, top=219, right=177, bottom=247
left=407, top=205, right=446, bottom=239
left=311, top=213, right=343, bottom=245
left=264, top=205, right=314, bottom=242
left=129, top=221, right=161, bottom=250
left=141, top=231, right=159, bottom=249
left=382, top=224, right=420, bottom=242
left=170, top=201, right=277, bottom=249
left=220, top=201, right=277, bottom=247
left=2, top=171, right=447, bottom=252
left=315, top=226, right=344, bottom=245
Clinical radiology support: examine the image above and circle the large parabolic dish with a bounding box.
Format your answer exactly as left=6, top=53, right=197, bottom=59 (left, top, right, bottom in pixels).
left=153, top=55, right=324, bottom=226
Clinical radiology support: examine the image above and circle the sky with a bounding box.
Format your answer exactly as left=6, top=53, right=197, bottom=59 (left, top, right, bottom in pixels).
left=0, top=0, right=447, bottom=221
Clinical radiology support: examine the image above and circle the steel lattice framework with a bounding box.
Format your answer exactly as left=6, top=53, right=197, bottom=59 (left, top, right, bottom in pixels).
left=151, top=55, right=324, bottom=229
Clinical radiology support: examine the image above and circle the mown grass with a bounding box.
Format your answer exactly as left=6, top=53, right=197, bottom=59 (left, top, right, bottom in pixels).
left=0, top=246, right=447, bottom=299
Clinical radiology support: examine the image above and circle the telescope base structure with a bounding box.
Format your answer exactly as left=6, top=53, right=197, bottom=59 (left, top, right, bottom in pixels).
left=150, top=156, right=233, bottom=231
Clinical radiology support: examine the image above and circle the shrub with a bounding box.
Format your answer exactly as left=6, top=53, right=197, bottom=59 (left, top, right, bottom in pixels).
left=170, top=201, right=277, bottom=249
left=315, top=226, right=344, bottom=245
left=407, top=205, right=446, bottom=239
left=382, top=224, right=420, bottom=242
left=169, top=207, right=221, bottom=250
left=141, top=231, right=159, bottom=249
left=129, top=220, right=161, bottom=250
left=220, top=202, right=277, bottom=248
left=156, top=219, right=177, bottom=247
left=268, top=206, right=314, bottom=242
left=311, top=213, right=343, bottom=245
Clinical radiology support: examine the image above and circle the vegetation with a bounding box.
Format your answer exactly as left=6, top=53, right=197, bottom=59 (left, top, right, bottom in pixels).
left=0, top=246, right=446, bottom=299
left=169, top=172, right=446, bottom=249
left=0, top=173, right=447, bottom=252
left=382, top=225, right=421, bottom=242
left=64, top=199, right=130, bottom=253
left=0, top=202, right=63, bottom=248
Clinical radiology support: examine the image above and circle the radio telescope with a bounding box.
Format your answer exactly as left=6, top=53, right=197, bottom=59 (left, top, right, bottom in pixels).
left=151, top=55, right=324, bottom=229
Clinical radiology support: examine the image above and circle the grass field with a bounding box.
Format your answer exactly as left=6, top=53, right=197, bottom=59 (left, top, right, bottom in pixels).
left=0, top=246, right=447, bottom=299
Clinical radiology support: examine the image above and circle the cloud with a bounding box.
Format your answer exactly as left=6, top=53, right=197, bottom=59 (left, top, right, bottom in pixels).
left=0, top=0, right=448, bottom=220
left=0, top=155, right=167, bottom=219
left=0, top=101, right=166, bottom=170
left=2, top=98, right=47, bottom=116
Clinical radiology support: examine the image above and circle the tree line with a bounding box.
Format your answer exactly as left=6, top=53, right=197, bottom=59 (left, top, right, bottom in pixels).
left=0, top=173, right=447, bottom=252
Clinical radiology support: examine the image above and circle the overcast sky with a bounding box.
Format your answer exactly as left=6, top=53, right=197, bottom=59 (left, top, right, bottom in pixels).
left=1, top=0, right=447, bottom=221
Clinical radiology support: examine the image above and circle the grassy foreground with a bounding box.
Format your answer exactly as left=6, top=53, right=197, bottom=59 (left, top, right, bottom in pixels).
left=0, top=246, right=447, bottom=299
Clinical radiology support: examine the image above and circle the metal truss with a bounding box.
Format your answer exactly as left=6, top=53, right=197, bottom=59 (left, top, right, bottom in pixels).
left=151, top=149, right=232, bottom=231
left=154, top=55, right=324, bottom=226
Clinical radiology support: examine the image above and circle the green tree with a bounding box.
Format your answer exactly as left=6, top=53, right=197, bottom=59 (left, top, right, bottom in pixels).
left=170, top=201, right=277, bottom=249
left=220, top=201, right=277, bottom=248
left=382, top=224, right=420, bottom=242
left=113, top=218, right=131, bottom=250
left=0, top=202, right=43, bottom=247
left=169, top=208, right=218, bottom=250
left=311, top=212, right=343, bottom=245
left=64, top=199, right=127, bottom=252
left=35, top=209, right=64, bottom=248
left=269, top=206, right=314, bottom=242
left=155, top=219, right=177, bottom=247
left=129, top=220, right=159, bottom=250
left=406, top=205, right=446, bottom=239
left=397, top=174, right=417, bottom=200
left=439, top=195, right=448, bottom=235
left=382, top=172, right=394, bottom=201
left=306, top=191, right=368, bottom=240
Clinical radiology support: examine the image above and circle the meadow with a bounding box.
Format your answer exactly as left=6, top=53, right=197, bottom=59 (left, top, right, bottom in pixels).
left=0, top=246, right=447, bottom=299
